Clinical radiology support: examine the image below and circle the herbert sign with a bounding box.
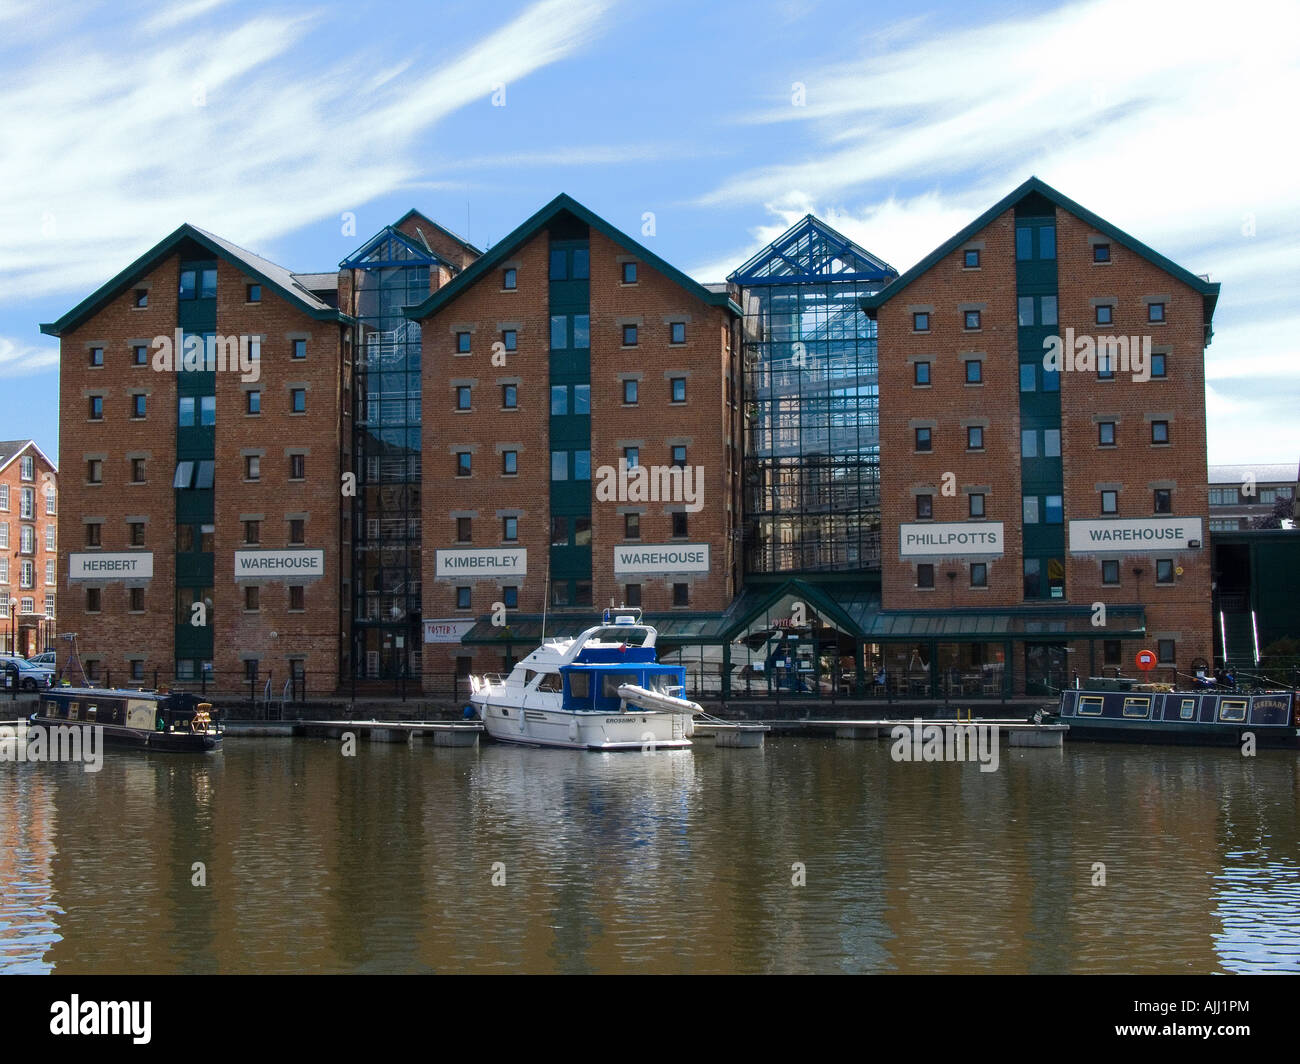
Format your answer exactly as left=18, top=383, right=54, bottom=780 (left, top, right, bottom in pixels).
left=435, top=548, right=527, bottom=579
left=613, top=544, right=710, bottom=575
left=69, top=552, right=154, bottom=580
left=234, top=549, right=325, bottom=580
left=899, top=523, right=1004, bottom=558
left=1068, top=518, right=1202, bottom=553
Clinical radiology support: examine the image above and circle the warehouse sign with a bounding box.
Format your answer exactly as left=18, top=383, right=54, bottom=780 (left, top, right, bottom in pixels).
left=899, top=523, right=1004, bottom=558
left=423, top=619, right=475, bottom=644
left=435, top=548, right=527, bottom=578
left=613, top=544, right=710, bottom=575
left=1068, top=518, right=1203, bottom=553
left=69, top=552, right=154, bottom=580
left=234, top=549, right=325, bottom=580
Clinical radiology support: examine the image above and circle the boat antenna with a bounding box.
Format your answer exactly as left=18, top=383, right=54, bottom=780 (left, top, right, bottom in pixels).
left=540, top=553, right=551, bottom=645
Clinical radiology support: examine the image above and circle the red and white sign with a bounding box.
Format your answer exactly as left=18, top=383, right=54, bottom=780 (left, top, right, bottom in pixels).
left=1135, top=649, right=1157, bottom=671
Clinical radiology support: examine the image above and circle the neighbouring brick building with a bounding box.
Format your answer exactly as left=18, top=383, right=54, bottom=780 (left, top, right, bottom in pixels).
left=0, top=440, right=58, bottom=657
left=863, top=177, right=1220, bottom=694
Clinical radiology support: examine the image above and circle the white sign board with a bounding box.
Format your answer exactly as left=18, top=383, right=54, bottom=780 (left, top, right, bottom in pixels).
left=613, top=543, right=710, bottom=575
left=69, top=552, right=154, bottom=580
left=234, top=549, right=325, bottom=580
left=435, top=548, right=527, bottom=579
left=423, top=619, right=475, bottom=644
left=899, top=523, right=1004, bottom=558
left=1068, top=518, right=1203, bottom=553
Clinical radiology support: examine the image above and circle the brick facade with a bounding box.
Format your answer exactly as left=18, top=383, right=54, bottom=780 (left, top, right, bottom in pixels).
left=0, top=442, right=58, bottom=657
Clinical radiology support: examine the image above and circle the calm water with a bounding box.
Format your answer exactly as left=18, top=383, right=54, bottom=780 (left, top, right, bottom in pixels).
left=2, top=735, right=1298, bottom=974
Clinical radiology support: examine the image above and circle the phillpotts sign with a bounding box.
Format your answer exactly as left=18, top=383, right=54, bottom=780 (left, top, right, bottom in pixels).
left=1068, top=518, right=1203, bottom=553
left=69, top=553, right=154, bottom=580
left=435, top=549, right=527, bottom=578
left=899, top=523, right=1004, bottom=558
left=613, top=544, right=710, bottom=575
left=234, top=550, right=325, bottom=580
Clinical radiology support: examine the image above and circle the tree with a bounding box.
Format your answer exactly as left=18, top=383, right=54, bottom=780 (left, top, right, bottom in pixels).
left=1252, top=495, right=1295, bottom=529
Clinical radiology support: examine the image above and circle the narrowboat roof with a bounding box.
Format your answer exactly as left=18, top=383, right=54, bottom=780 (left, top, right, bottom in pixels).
left=45, top=687, right=176, bottom=701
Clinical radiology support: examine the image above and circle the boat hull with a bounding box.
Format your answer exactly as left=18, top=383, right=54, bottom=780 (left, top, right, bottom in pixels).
left=28, top=717, right=222, bottom=753
left=475, top=701, right=691, bottom=750
left=1055, top=688, right=1299, bottom=748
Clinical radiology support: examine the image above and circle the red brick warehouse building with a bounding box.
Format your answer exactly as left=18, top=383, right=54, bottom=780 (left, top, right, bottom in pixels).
left=0, top=440, right=59, bottom=657
left=863, top=177, right=1219, bottom=695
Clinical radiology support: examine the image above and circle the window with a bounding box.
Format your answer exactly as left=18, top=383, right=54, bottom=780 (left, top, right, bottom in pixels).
left=20, top=456, right=32, bottom=480
left=247, top=284, right=261, bottom=302
left=19, top=526, right=34, bottom=553
left=573, top=384, right=590, bottom=414
left=179, top=269, right=196, bottom=299
left=623, top=379, right=638, bottom=404
left=1021, top=429, right=1038, bottom=458
left=502, top=450, right=517, bottom=475
left=1023, top=496, right=1040, bottom=523
left=914, top=361, right=931, bottom=385
left=85, top=523, right=101, bottom=547
left=964, top=310, right=981, bottom=330
left=969, top=493, right=985, bottom=518
left=624, top=583, right=642, bottom=607
left=1016, top=227, right=1033, bottom=260
left=550, top=315, right=568, bottom=349
left=244, top=586, right=260, bottom=612
left=970, top=563, right=987, bottom=588
left=620, top=445, right=636, bottom=468
left=195, top=460, right=214, bottom=488
left=1150, top=352, right=1166, bottom=378
left=18, top=489, right=32, bottom=519
left=45, top=490, right=55, bottom=515
left=964, top=249, right=980, bottom=268
left=45, top=525, right=55, bottom=550
left=623, top=324, right=638, bottom=346
left=503, top=517, right=518, bottom=542
left=456, top=452, right=472, bottom=477
left=456, top=385, right=472, bottom=410
left=1101, top=490, right=1118, bottom=514
left=243, top=660, right=259, bottom=682
left=1155, top=559, right=1174, bottom=584
left=672, top=512, right=688, bottom=538
left=290, top=454, right=305, bottom=480
left=44, top=559, right=55, bottom=586
left=1154, top=489, right=1172, bottom=514
left=90, top=347, right=104, bottom=367
left=502, top=329, right=517, bottom=351
left=621, top=262, right=637, bottom=284
left=86, top=587, right=101, bottom=613
left=502, top=268, right=517, bottom=290
left=244, top=520, right=261, bottom=544
left=289, top=519, right=305, bottom=545
left=1023, top=558, right=1041, bottom=597
left=129, top=587, right=144, bottom=612
left=1041, top=296, right=1058, bottom=326
left=1098, top=348, right=1115, bottom=380
left=550, top=516, right=568, bottom=546
left=966, top=426, right=984, bottom=450
left=671, top=445, right=687, bottom=468
left=199, top=268, right=217, bottom=298
left=88, top=396, right=103, bottom=419
left=0, top=557, right=7, bottom=580
left=291, top=388, right=306, bottom=413
left=672, top=583, right=689, bottom=607
left=502, top=586, right=518, bottom=608
left=550, top=451, right=567, bottom=481
left=1039, top=227, right=1055, bottom=258
left=670, top=322, right=686, bottom=345
left=550, top=386, right=568, bottom=415
left=917, top=564, right=935, bottom=589
left=574, top=451, right=591, bottom=480
left=289, top=586, right=305, bottom=611
left=572, top=249, right=589, bottom=279
left=292, top=340, right=306, bottom=360
left=1044, top=430, right=1060, bottom=457
left=915, top=427, right=931, bottom=452
left=0, top=486, right=6, bottom=512
left=1098, top=421, right=1116, bottom=446
left=1044, top=495, right=1063, bottom=524
left=132, top=288, right=148, bottom=308
left=1019, top=364, right=1036, bottom=391
left=456, top=586, right=471, bottom=610
left=456, top=332, right=471, bottom=354
left=1157, top=639, right=1176, bottom=665
left=670, top=377, right=687, bottom=402
left=1148, top=302, right=1165, bottom=323
left=245, top=390, right=261, bottom=415
left=1095, top=304, right=1113, bottom=326
left=1093, top=243, right=1111, bottom=263
left=624, top=513, right=640, bottom=540
left=573, top=315, right=589, bottom=348
left=913, top=312, right=929, bottom=332
left=87, top=459, right=103, bottom=484
left=1151, top=420, right=1170, bottom=444
left=172, top=461, right=193, bottom=488
left=456, top=517, right=472, bottom=543
left=245, top=455, right=260, bottom=481
left=502, top=384, right=517, bottom=409
left=1219, top=699, right=1248, bottom=723
left=965, top=360, right=982, bottom=384
left=916, top=495, right=933, bottom=520
left=129, top=522, right=145, bottom=546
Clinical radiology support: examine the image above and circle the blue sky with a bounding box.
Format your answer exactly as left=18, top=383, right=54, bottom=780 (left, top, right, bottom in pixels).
left=2, top=0, right=1295, bottom=468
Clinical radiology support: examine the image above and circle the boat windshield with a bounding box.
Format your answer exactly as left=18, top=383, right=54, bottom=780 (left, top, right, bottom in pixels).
left=589, top=626, right=650, bottom=646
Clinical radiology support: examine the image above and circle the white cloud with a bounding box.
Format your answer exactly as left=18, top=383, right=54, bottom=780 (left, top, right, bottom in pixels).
left=142, top=0, right=232, bottom=33
left=0, top=336, right=59, bottom=377
left=0, top=0, right=613, bottom=303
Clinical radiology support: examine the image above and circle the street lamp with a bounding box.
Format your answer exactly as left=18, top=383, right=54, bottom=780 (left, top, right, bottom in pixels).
left=8, top=602, right=15, bottom=656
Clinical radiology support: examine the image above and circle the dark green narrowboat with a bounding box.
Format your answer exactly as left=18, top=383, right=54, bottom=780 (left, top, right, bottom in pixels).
left=30, top=688, right=223, bottom=752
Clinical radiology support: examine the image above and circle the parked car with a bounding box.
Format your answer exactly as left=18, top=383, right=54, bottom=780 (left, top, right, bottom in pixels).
left=0, top=655, right=55, bottom=691
left=28, top=651, right=56, bottom=668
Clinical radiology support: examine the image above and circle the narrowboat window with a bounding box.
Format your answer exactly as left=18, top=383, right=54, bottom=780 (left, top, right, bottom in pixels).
left=1078, top=696, right=1104, bottom=716
left=1122, top=697, right=1151, bottom=718
left=1179, top=698, right=1196, bottom=720
left=600, top=672, right=640, bottom=698
left=86, top=705, right=98, bottom=720
left=1219, top=700, right=1247, bottom=723
left=536, top=672, right=563, bottom=693
left=567, top=672, right=590, bottom=699
left=68, top=702, right=80, bottom=721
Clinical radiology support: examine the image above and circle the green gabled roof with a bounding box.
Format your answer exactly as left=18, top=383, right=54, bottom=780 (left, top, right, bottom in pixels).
left=392, top=209, right=483, bottom=258
left=860, top=176, right=1221, bottom=333
left=403, top=193, right=742, bottom=321
left=40, top=223, right=351, bottom=337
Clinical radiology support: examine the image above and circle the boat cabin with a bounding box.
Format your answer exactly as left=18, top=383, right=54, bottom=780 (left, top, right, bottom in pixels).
left=38, top=688, right=214, bottom=733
